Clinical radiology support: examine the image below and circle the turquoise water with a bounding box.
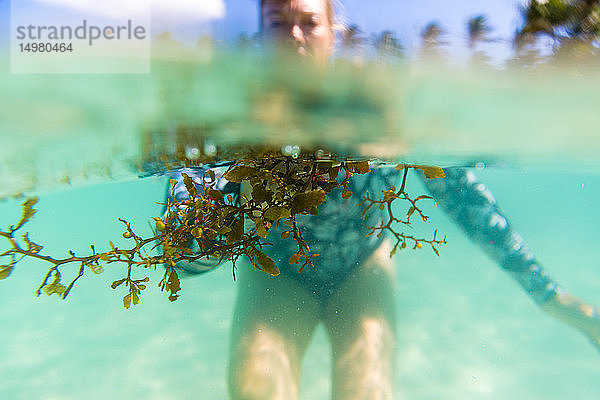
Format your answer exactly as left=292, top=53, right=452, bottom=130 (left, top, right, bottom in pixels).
left=2, top=52, right=600, bottom=398
left=1, top=166, right=599, bottom=399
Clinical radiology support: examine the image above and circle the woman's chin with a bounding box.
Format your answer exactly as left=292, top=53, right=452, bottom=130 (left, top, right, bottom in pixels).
left=297, top=47, right=308, bottom=57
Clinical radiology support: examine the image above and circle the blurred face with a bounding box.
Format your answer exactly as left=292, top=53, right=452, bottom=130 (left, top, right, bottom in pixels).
left=261, top=0, right=334, bottom=65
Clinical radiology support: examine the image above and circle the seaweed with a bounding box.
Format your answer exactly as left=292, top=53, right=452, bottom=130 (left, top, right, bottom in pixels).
left=0, top=149, right=446, bottom=308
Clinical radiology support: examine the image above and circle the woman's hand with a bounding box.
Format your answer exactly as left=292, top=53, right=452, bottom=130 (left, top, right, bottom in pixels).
left=541, top=291, right=600, bottom=353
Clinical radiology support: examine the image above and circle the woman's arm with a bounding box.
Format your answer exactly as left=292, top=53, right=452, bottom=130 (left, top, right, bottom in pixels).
left=420, top=167, right=600, bottom=351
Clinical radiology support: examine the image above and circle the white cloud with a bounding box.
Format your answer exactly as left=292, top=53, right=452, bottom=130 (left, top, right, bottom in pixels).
left=34, top=0, right=226, bottom=23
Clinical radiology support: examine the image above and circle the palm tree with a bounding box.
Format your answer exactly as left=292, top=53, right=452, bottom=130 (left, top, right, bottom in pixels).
left=518, top=0, right=600, bottom=39
left=418, top=21, right=448, bottom=63
left=467, top=15, right=494, bottom=66
left=467, top=15, right=493, bottom=48
left=510, top=27, right=547, bottom=68
left=372, top=30, right=404, bottom=61
left=338, top=24, right=366, bottom=63
left=422, top=22, right=444, bottom=45
left=515, top=0, right=600, bottom=64
left=341, top=24, right=365, bottom=50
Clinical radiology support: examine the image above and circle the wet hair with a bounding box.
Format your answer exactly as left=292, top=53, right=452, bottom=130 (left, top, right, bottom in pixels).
left=259, top=0, right=336, bottom=31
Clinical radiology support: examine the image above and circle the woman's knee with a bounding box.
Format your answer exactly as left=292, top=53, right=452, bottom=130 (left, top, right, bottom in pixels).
left=228, top=326, right=300, bottom=400
left=331, top=317, right=396, bottom=400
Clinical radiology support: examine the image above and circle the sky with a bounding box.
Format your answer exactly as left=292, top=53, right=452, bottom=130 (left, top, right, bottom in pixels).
left=1, top=0, right=528, bottom=63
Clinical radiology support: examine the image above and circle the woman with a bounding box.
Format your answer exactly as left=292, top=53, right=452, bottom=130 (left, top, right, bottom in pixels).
left=168, top=1, right=600, bottom=399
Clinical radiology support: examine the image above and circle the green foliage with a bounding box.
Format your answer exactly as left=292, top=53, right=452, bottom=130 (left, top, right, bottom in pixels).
left=372, top=30, right=405, bottom=60
left=11, top=197, right=38, bottom=233
left=467, top=15, right=493, bottom=48
left=0, top=257, right=15, bottom=280
left=516, top=0, right=600, bottom=65
left=0, top=148, right=447, bottom=309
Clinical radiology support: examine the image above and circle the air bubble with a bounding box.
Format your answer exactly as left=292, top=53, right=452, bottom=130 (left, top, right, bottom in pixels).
left=282, top=144, right=301, bottom=158
left=185, top=146, right=201, bottom=160
left=291, top=145, right=300, bottom=159
left=204, top=141, right=217, bottom=156
left=315, top=149, right=329, bottom=159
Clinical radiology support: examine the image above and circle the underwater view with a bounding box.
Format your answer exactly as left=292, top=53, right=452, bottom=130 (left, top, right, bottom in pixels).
left=2, top=165, right=600, bottom=400
left=2, top=0, right=600, bottom=399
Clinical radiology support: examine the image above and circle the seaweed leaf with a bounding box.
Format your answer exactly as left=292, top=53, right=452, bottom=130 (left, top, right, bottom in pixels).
left=162, top=267, right=181, bottom=302
left=123, top=293, right=132, bottom=309
left=291, top=190, right=327, bottom=214
left=223, top=165, right=257, bottom=183
left=22, top=233, right=43, bottom=254
left=414, top=195, right=434, bottom=202
left=255, top=218, right=267, bottom=238
left=342, top=185, right=353, bottom=199
left=0, top=263, right=14, bottom=280
left=254, top=248, right=280, bottom=276
left=207, top=188, right=224, bottom=203
left=346, top=161, right=371, bottom=174
left=181, top=173, right=197, bottom=198
left=12, top=197, right=38, bottom=232
left=226, top=218, right=244, bottom=245
left=289, top=253, right=302, bottom=265
left=111, top=278, right=127, bottom=289
left=264, top=206, right=291, bottom=221
left=41, top=271, right=66, bottom=297
left=414, top=165, right=446, bottom=179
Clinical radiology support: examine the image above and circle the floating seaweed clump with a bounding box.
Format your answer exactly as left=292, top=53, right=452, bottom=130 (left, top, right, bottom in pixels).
left=0, top=148, right=446, bottom=308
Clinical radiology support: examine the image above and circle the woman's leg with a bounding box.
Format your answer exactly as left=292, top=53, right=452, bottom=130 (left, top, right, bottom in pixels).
left=228, top=263, right=321, bottom=400
left=323, top=241, right=398, bottom=400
